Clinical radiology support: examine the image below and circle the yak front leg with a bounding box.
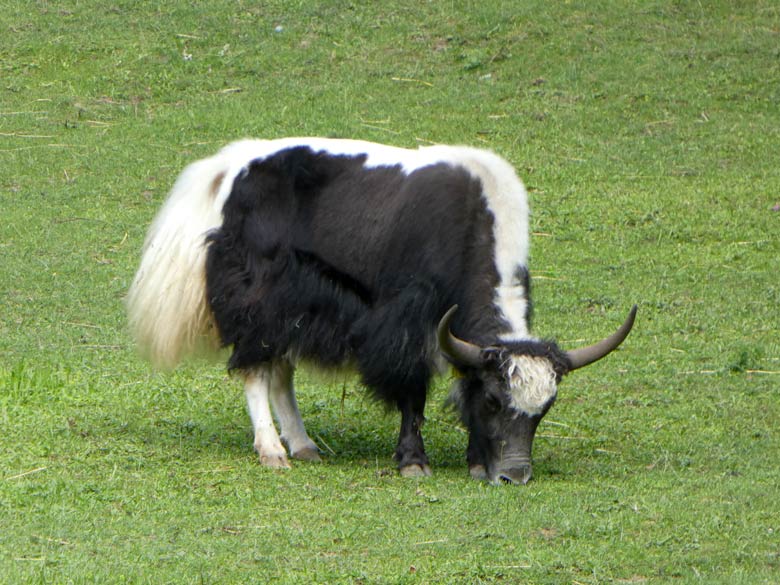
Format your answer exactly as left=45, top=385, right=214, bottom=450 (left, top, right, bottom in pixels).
left=467, top=432, right=488, bottom=480
left=396, top=392, right=432, bottom=477
left=269, top=360, right=321, bottom=462
left=243, top=366, right=290, bottom=468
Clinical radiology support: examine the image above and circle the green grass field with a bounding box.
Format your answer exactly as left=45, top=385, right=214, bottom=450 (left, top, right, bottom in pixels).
left=1, top=1, right=778, bottom=583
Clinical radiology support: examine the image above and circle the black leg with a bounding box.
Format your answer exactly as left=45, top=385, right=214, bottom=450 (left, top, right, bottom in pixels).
left=466, top=432, right=488, bottom=480
left=395, top=392, right=432, bottom=477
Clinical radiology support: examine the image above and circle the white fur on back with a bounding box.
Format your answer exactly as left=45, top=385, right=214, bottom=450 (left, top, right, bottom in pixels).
left=505, top=356, right=558, bottom=416
left=211, top=138, right=475, bottom=210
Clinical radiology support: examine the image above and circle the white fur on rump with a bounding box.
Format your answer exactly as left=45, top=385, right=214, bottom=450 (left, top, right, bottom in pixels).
left=126, top=151, right=228, bottom=369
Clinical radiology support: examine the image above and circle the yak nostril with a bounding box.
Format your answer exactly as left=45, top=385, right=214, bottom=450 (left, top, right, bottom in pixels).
left=495, top=465, right=532, bottom=486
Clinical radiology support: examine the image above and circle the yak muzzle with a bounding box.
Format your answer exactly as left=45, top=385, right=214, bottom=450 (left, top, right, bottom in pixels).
left=491, top=453, right=533, bottom=485
left=494, top=464, right=532, bottom=485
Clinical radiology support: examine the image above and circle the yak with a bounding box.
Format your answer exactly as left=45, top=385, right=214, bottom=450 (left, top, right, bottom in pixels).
left=127, top=138, right=636, bottom=484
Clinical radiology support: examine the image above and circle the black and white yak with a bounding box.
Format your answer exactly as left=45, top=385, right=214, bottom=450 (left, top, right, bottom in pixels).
left=127, top=138, right=636, bottom=485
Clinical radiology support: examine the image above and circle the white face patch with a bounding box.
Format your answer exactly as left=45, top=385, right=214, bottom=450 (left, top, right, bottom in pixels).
left=505, top=356, right=558, bottom=416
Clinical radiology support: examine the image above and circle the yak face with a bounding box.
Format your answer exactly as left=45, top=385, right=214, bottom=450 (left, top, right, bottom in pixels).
left=438, top=304, right=637, bottom=485
left=453, top=348, right=565, bottom=485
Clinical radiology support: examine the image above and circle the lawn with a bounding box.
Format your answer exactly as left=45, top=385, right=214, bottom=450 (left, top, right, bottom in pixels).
left=1, top=1, right=778, bottom=583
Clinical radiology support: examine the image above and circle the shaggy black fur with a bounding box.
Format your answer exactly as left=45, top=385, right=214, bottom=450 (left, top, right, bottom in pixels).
left=204, top=145, right=521, bottom=469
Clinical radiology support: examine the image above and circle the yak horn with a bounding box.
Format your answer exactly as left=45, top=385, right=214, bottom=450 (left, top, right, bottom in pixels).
left=566, top=305, right=638, bottom=371
left=437, top=305, right=484, bottom=368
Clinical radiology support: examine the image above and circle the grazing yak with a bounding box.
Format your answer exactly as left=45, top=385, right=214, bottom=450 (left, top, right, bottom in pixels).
left=127, top=138, right=636, bottom=484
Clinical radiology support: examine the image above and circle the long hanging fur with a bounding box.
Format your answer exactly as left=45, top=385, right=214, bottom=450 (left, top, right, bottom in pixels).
left=126, top=152, right=229, bottom=369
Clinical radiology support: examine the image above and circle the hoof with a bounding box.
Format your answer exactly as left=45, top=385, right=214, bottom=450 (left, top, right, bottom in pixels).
left=400, top=464, right=432, bottom=478
left=469, top=464, right=487, bottom=481
left=259, top=453, right=291, bottom=469
left=292, top=447, right=322, bottom=462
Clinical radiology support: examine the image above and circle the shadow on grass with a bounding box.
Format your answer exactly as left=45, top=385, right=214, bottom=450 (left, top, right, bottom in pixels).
left=109, top=404, right=469, bottom=473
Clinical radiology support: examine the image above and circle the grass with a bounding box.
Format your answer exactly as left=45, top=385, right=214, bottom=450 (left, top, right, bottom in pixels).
left=1, top=0, right=779, bottom=582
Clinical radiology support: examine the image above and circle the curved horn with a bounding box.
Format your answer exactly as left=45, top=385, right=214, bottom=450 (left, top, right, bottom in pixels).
left=566, top=305, right=638, bottom=371
left=437, top=305, right=483, bottom=368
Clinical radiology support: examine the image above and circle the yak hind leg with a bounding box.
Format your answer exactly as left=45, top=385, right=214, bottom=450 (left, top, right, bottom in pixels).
left=269, top=360, right=321, bottom=462
left=395, top=392, right=432, bottom=478
left=243, top=366, right=290, bottom=468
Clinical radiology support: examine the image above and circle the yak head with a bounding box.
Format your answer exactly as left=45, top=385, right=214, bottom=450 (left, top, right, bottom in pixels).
left=438, top=305, right=637, bottom=485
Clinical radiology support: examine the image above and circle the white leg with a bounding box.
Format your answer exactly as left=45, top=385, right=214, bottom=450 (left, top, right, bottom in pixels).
left=244, top=367, right=290, bottom=468
left=269, top=361, right=321, bottom=462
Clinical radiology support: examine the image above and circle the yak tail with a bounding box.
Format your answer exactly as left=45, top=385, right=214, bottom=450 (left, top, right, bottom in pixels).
left=126, top=150, right=231, bottom=369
